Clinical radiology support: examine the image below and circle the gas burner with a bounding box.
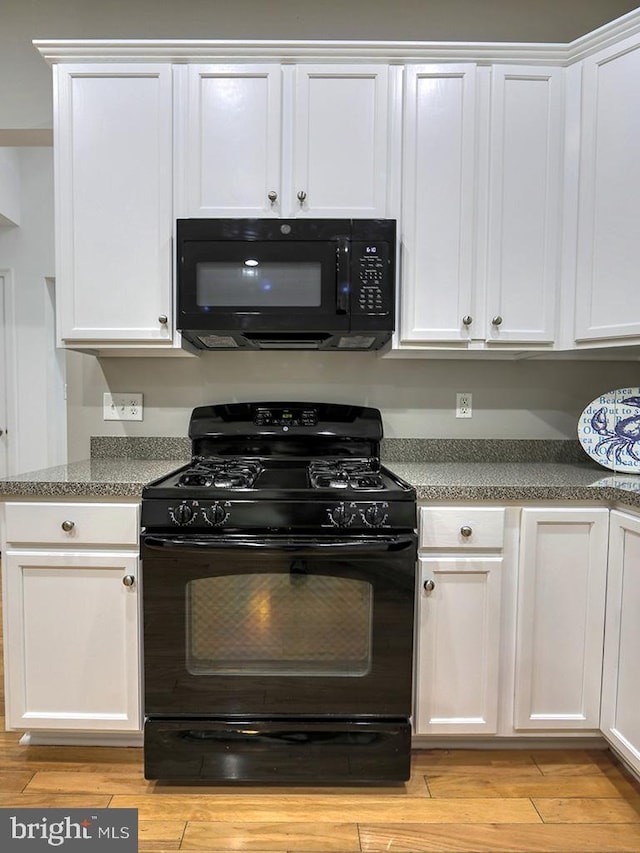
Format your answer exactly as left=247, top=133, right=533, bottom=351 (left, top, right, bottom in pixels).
left=308, top=459, right=385, bottom=491
left=178, top=459, right=263, bottom=490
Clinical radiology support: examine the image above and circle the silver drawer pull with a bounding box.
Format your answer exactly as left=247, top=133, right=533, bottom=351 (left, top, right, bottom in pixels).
left=158, top=314, right=168, bottom=325
left=122, top=575, right=136, bottom=587
left=460, top=525, right=473, bottom=537
left=423, top=579, right=435, bottom=592
left=61, top=520, right=75, bottom=532
left=462, top=315, right=473, bottom=326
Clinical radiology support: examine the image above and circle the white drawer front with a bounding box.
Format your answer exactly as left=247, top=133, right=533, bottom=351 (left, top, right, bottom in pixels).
left=419, top=507, right=505, bottom=549
left=4, top=502, right=140, bottom=546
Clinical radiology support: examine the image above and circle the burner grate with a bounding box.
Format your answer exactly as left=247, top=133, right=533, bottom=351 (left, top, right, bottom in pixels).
left=178, top=459, right=263, bottom=489
left=308, top=459, right=384, bottom=491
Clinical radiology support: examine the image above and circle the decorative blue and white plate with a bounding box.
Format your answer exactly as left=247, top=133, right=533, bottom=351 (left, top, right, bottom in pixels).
left=578, top=387, right=640, bottom=473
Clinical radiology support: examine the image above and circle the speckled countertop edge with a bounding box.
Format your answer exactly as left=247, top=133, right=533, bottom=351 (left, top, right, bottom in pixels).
left=1, top=438, right=639, bottom=507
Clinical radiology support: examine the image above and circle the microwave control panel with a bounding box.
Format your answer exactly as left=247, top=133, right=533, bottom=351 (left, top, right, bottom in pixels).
left=351, top=242, right=392, bottom=316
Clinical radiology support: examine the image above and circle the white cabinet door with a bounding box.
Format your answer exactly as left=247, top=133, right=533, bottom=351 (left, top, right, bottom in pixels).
left=574, top=33, right=640, bottom=344
left=485, top=66, right=563, bottom=345
left=289, top=64, right=392, bottom=218
left=601, top=510, right=640, bottom=775
left=177, top=63, right=395, bottom=220
left=415, top=555, right=503, bottom=734
left=3, top=551, right=141, bottom=732
left=176, top=64, right=282, bottom=217
left=514, top=508, right=609, bottom=730
left=400, top=64, right=478, bottom=344
left=55, top=64, right=173, bottom=345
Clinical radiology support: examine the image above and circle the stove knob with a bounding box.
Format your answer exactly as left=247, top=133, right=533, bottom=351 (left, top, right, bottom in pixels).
left=330, top=504, right=355, bottom=527
left=364, top=504, right=385, bottom=527
left=204, top=503, right=226, bottom=526
left=172, top=503, right=194, bottom=525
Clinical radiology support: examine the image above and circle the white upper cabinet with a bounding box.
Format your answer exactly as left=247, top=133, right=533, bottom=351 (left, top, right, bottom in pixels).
left=485, top=66, right=563, bottom=345
left=54, top=64, right=175, bottom=347
left=175, top=64, right=282, bottom=218
left=176, top=63, right=396, bottom=219
left=573, top=32, right=640, bottom=345
left=399, top=63, right=563, bottom=349
left=400, top=64, right=478, bottom=344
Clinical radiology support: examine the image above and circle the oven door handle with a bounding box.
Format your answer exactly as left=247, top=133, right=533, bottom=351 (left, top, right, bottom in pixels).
left=142, top=534, right=416, bottom=554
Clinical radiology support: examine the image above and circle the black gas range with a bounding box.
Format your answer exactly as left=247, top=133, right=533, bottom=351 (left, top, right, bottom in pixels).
left=140, top=403, right=417, bottom=784
left=141, top=401, right=416, bottom=534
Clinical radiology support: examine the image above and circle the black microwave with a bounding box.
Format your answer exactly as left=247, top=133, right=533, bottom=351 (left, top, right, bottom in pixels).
left=176, top=218, right=396, bottom=351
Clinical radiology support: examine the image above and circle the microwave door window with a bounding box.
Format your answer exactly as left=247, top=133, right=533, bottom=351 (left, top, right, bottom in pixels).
left=196, top=261, right=323, bottom=308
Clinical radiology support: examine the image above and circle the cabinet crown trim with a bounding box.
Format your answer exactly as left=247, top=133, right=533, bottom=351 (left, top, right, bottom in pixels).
left=32, top=8, right=640, bottom=67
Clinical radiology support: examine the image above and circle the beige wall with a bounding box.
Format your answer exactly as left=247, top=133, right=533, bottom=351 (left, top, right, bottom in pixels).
left=65, top=348, right=640, bottom=461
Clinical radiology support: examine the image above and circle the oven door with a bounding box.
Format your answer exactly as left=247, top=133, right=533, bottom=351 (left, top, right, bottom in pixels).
left=141, top=533, right=416, bottom=719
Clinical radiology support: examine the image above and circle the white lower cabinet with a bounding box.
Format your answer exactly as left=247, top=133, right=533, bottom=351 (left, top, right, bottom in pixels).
left=1, top=501, right=142, bottom=734
left=416, top=555, right=503, bottom=734
left=601, top=510, right=640, bottom=776
left=415, top=503, right=616, bottom=746
left=414, top=506, right=506, bottom=735
left=513, top=507, right=609, bottom=731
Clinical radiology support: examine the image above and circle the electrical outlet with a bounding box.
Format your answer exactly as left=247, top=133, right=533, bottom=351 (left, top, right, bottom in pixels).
left=456, top=392, right=472, bottom=419
left=103, top=392, right=144, bottom=421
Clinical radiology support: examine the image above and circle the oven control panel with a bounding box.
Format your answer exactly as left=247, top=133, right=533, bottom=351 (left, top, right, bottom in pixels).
left=144, top=498, right=414, bottom=531
left=254, top=406, right=318, bottom=427
left=325, top=501, right=390, bottom=528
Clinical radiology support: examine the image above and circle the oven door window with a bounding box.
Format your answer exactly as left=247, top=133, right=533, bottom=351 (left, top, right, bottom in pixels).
left=186, top=572, right=372, bottom=677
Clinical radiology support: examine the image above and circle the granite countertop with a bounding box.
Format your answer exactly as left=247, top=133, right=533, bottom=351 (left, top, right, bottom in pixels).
left=0, top=458, right=189, bottom=498
left=387, top=461, right=640, bottom=508
left=1, top=454, right=639, bottom=509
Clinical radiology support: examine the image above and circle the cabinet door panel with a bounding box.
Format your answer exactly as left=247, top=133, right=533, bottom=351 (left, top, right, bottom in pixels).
left=400, top=65, right=477, bottom=343
left=486, top=67, right=562, bottom=344
left=4, top=552, right=140, bottom=731
left=575, top=35, right=640, bottom=342
left=178, top=65, right=282, bottom=217
left=601, top=511, right=640, bottom=774
left=55, top=64, right=173, bottom=343
left=290, top=65, right=390, bottom=217
left=415, top=556, right=502, bottom=734
left=515, top=508, right=608, bottom=729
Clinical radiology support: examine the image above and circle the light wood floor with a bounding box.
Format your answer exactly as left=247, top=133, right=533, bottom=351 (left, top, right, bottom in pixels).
left=1, top=584, right=640, bottom=851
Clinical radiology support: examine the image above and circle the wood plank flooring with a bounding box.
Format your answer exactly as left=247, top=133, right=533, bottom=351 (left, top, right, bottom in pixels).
left=1, top=572, right=640, bottom=850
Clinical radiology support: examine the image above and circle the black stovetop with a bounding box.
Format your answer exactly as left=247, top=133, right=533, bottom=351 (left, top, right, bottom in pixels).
left=141, top=402, right=416, bottom=532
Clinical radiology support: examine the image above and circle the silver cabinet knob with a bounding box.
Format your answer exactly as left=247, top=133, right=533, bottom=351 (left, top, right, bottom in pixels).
left=158, top=314, right=168, bottom=325
left=460, top=525, right=473, bottom=537
left=297, top=190, right=307, bottom=204
left=122, top=575, right=136, bottom=587
left=492, top=315, right=503, bottom=326
left=423, top=579, right=436, bottom=592
left=267, top=190, right=278, bottom=203
left=61, top=520, right=75, bottom=532
left=462, top=315, right=473, bottom=326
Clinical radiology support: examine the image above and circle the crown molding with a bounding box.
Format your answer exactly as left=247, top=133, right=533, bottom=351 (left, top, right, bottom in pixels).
left=33, top=7, right=640, bottom=66
left=32, top=38, right=567, bottom=66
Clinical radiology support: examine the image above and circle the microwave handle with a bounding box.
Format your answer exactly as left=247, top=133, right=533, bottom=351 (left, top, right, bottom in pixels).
left=336, top=240, right=350, bottom=313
